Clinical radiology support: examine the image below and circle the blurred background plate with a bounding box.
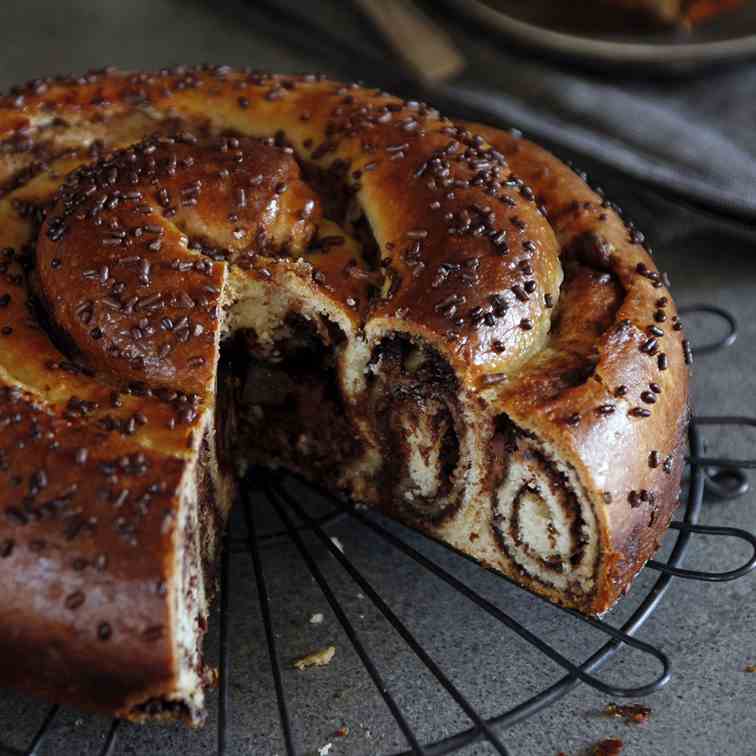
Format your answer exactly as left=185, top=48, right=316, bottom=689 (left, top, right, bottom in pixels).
left=440, top=0, right=756, bottom=72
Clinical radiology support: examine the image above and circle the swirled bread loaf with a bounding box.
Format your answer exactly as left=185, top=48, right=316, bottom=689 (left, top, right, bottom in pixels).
left=0, top=67, right=689, bottom=725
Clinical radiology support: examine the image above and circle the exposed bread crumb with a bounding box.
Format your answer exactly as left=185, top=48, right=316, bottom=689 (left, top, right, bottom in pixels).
left=293, top=645, right=336, bottom=670
left=593, top=738, right=623, bottom=755
left=309, top=612, right=324, bottom=624
left=604, top=702, right=651, bottom=725
left=203, top=666, right=220, bottom=689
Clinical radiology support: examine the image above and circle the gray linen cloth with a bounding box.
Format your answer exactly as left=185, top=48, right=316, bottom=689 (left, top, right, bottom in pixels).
left=447, top=49, right=756, bottom=218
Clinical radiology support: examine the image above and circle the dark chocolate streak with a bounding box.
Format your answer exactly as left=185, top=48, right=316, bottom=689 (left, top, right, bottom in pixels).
left=368, top=335, right=462, bottom=522
left=233, top=316, right=361, bottom=479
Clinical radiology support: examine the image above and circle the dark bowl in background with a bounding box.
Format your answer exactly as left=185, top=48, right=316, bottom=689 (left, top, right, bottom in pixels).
left=440, top=0, right=756, bottom=73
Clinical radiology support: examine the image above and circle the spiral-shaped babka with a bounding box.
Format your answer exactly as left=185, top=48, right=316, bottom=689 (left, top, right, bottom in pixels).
left=0, top=67, right=688, bottom=725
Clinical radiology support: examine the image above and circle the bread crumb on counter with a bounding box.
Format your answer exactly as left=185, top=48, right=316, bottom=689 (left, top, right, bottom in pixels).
left=593, top=738, right=623, bottom=755
left=604, top=701, right=651, bottom=725
left=293, top=645, right=336, bottom=670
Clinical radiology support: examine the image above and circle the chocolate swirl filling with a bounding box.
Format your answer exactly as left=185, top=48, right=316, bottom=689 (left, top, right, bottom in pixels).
left=493, top=443, right=599, bottom=599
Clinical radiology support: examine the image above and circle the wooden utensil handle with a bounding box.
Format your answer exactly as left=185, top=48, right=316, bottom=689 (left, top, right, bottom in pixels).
left=354, top=0, right=466, bottom=83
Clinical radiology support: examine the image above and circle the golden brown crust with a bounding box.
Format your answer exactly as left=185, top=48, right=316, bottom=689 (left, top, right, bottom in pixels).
left=464, top=124, right=689, bottom=611
left=0, top=67, right=689, bottom=720
left=36, top=136, right=319, bottom=394
left=0, top=388, right=182, bottom=715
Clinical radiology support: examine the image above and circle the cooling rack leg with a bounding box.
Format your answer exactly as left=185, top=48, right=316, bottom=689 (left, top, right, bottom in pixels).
left=98, top=720, right=120, bottom=756
left=244, top=496, right=297, bottom=756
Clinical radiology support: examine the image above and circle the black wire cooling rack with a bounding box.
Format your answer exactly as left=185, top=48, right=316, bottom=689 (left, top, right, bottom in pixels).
left=1, top=303, right=755, bottom=756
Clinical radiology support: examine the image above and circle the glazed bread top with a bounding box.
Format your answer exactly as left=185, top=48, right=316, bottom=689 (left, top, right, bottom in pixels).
left=1, top=68, right=566, bottom=389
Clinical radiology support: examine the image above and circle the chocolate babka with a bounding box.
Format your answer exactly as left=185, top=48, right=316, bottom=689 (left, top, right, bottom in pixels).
left=0, top=67, right=689, bottom=725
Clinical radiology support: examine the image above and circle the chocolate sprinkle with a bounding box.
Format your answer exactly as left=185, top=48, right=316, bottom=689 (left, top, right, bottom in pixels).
left=64, top=591, right=86, bottom=611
